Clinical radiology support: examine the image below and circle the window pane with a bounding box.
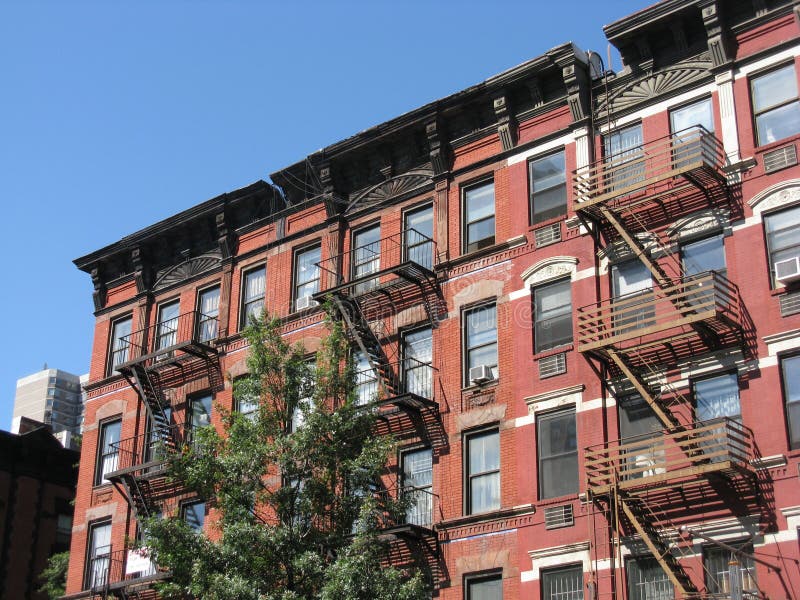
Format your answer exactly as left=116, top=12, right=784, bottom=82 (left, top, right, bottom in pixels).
left=783, top=355, right=800, bottom=447
left=627, top=557, right=674, bottom=600
left=183, top=502, right=205, bottom=532
left=109, top=317, right=132, bottom=373
left=402, top=448, right=432, bottom=526
left=619, top=396, right=661, bottom=439
left=694, top=373, right=740, bottom=421
left=295, top=246, right=321, bottom=303
left=405, top=205, right=434, bottom=269
left=191, top=395, right=212, bottom=430
left=756, top=101, right=800, bottom=145
left=467, top=306, right=497, bottom=347
left=752, top=64, right=798, bottom=113
left=470, top=472, right=500, bottom=513
left=670, top=98, right=714, bottom=133
left=466, top=183, right=495, bottom=221
left=467, top=218, right=496, bottom=250
left=705, top=543, right=757, bottom=595
left=534, top=280, right=572, bottom=353
left=405, top=205, right=433, bottom=238
left=97, top=420, right=121, bottom=484
left=242, top=267, right=266, bottom=326
left=404, top=328, right=432, bottom=398
left=538, top=410, right=578, bottom=499
left=197, top=287, right=220, bottom=342
left=542, top=565, right=584, bottom=600
left=468, top=576, right=502, bottom=600
left=612, top=261, right=652, bottom=297
left=531, top=151, right=567, bottom=224
left=469, top=430, right=500, bottom=473
left=682, top=235, right=726, bottom=276
left=156, top=301, right=180, bottom=350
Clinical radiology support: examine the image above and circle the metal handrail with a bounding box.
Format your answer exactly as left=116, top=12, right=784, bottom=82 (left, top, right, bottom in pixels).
left=117, top=310, right=219, bottom=366
left=354, top=358, right=437, bottom=405
left=107, top=425, right=182, bottom=476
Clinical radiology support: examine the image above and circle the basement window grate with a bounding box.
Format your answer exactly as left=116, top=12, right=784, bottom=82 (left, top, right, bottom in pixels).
left=763, top=144, right=797, bottom=173
left=780, top=290, right=800, bottom=317
left=539, top=353, right=567, bottom=379
left=544, top=504, right=574, bottom=529
left=534, top=223, right=561, bottom=248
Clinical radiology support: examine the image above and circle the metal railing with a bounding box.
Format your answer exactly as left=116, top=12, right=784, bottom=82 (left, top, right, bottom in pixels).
left=577, top=271, right=742, bottom=352
left=87, top=546, right=162, bottom=592
left=117, top=310, right=219, bottom=367
left=107, top=426, right=181, bottom=477
left=354, top=358, right=436, bottom=406
left=584, top=417, right=755, bottom=493
left=572, top=126, right=726, bottom=210
left=316, top=229, right=436, bottom=294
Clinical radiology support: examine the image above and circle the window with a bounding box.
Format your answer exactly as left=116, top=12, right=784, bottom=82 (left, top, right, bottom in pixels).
left=240, top=266, right=266, bottom=329
left=196, top=286, right=220, bottom=342
left=626, top=556, right=673, bottom=600
left=604, top=124, right=644, bottom=192
left=353, top=224, right=381, bottom=294
left=541, top=564, right=583, bottom=600
left=464, top=180, right=495, bottom=253
left=782, top=354, right=800, bottom=449
left=405, top=204, right=434, bottom=269
left=237, top=390, right=258, bottom=421
left=537, top=409, right=578, bottom=499
left=671, top=98, right=715, bottom=169
left=181, top=501, right=205, bottom=532
left=611, top=260, right=654, bottom=331
left=188, top=394, right=212, bottom=446
left=670, top=97, right=714, bottom=134
left=293, top=245, right=321, bottom=311
left=694, top=373, right=741, bottom=422
left=56, top=513, right=73, bottom=548
left=85, top=520, right=112, bottom=589
left=533, top=279, right=572, bottom=354
left=751, top=63, right=800, bottom=145
left=354, top=351, right=378, bottom=406
left=95, top=418, right=121, bottom=485
left=290, top=360, right=315, bottom=431
left=618, top=395, right=664, bottom=480
left=465, top=429, right=500, bottom=514
left=464, top=304, right=498, bottom=386
left=529, top=150, right=567, bottom=225
left=155, top=300, right=180, bottom=351
left=764, top=205, right=800, bottom=287
left=107, top=316, right=132, bottom=376
left=704, top=542, right=757, bottom=596
left=465, top=573, right=502, bottom=599
left=682, top=234, right=726, bottom=277
left=402, top=447, right=433, bottom=527
left=145, top=407, right=172, bottom=467
left=403, top=327, right=433, bottom=398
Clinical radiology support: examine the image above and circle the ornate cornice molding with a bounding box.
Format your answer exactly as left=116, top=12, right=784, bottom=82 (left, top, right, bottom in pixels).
left=153, top=251, right=223, bottom=291
left=346, top=169, right=434, bottom=214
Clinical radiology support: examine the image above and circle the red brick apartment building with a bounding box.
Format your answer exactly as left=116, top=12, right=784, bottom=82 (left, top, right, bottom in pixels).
left=65, top=0, right=800, bottom=597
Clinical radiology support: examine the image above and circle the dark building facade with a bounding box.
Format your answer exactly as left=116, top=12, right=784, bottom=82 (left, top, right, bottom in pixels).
left=66, top=0, right=800, bottom=598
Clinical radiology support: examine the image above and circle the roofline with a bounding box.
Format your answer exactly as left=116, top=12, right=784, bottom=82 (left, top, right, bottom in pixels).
left=604, top=0, right=699, bottom=45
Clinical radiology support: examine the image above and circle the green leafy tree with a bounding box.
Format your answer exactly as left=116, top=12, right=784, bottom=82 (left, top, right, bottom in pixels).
left=38, top=551, right=69, bottom=599
left=143, top=313, right=430, bottom=600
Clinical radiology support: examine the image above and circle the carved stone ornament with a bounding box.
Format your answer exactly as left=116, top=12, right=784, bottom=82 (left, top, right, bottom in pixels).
left=521, top=256, right=578, bottom=287
left=153, top=251, right=223, bottom=291
left=596, top=61, right=712, bottom=116
left=667, top=208, right=729, bottom=240
left=748, top=179, right=800, bottom=217
left=346, top=169, right=434, bottom=214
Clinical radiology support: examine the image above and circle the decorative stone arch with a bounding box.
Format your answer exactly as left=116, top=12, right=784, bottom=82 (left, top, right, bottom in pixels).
left=748, top=179, right=800, bottom=217
left=153, top=252, right=223, bottom=291
left=667, top=207, right=731, bottom=241
left=521, top=256, right=578, bottom=288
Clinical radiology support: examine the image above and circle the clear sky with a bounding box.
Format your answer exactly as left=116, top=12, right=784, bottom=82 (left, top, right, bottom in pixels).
left=0, top=0, right=638, bottom=430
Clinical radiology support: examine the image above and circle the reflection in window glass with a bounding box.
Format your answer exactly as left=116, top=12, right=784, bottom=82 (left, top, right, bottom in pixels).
left=751, top=64, right=800, bottom=145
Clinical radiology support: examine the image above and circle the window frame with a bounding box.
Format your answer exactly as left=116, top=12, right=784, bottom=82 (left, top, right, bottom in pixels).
left=603, top=122, right=644, bottom=193
left=180, top=499, right=206, bottom=533
left=195, top=284, right=221, bottom=342
left=400, top=445, right=433, bottom=527
left=463, top=302, right=498, bottom=387
left=84, top=518, right=112, bottom=589
left=691, top=371, right=741, bottom=423
left=669, top=96, right=714, bottom=134
left=781, top=352, right=800, bottom=450
left=703, top=540, right=757, bottom=596
left=239, top=264, right=266, bottom=330
left=541, top=563, right=584, bottom=600
left=528, top=149, right=567, bottom=226
left=94, top=417, right=122, bottom=486
left=537, top=407, right=579, bottom=500
left=464, top=571, right=503, bottom=600
left=625, top=555, right=674, bottom=600
left=533, top=278, right=573, bottom=355
left=403, top=202, right=434, bottom=270
left=750, top=62, right=800, bottom=147
left=154, top=298, right=180, bottom=352
left=464, top=426, right=501, bottom=515
left=763, top=203, right=800, bottom=288
left=292, top=243, right=322, bottom=312
left=402, top=325, right=433, bottom=398
left=462, top=178, right=496, bottom=254
left=106, top=314, right=133, bottom=377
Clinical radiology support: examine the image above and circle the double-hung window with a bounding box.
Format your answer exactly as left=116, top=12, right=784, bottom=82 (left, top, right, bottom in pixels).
left=291, top=360, right=315, bottom=431
left=196, top=286, right=220, bottom=342
left=107, top=316, right=132, bottom=376
left=465, top=573, right=502, bottom=599
left=404, top=204, right=434, bottom=270
left=464, top=180, right=495, bottom=253
left=401, top=447, right=433, bottom=527
left=704, top=542, right=757, bottom=596
left=541, top=564, right=583, bottom=600
left=604, top=124, right=644, bottom=192
left=537, top=408, right=578, bottom=499
left=529, top=150, right=567, bottom=225
left=464, top=304, right=498, bottom=386
left=533, top=279, right=572, bottom=354
left=694, top=373, right=741, bottom=422
left=353, top=225, right=381, bottom=294
left=751, top=63, right=800, bottom=146
left=670, top=97, right=714, bottom=169
left=85, top=520, right=112, bottom=589
left=465, top=429, right=500, bottom=514
left=188, top=394, right=212, bottom=447
left=293, top=245, right=321, bottom=311
left=618, top=395, right=664, bottom=480
left=354, top=351, right=378, bottom=407
left=155, top=300, right=180, bottom=351
left=403, top=327, right=432, bottom=398
left=182, top=500, right=206, bottom=532
left=611, top=260, right=654, bottom=332
left=240, top=266, right=266, bottom=328
left=782, top=354, right=800, bottom=449
left=764, top=204, right=800, bottom=287
left=95, top=418, right=121, bottom=485
left=626, top=556, right=673, bottom=600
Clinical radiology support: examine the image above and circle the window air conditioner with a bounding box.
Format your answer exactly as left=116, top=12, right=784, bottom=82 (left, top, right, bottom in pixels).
left=775, top=256, right=800, bottom=284
left=469, top=365, right=494, bottom=385
left=295, top=296, right=318, bottom=311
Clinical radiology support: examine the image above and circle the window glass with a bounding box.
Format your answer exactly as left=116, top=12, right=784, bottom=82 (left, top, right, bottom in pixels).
left=465, top=305, right=498, bottom=384
left=466, top=574, right=502, bottom=600
left=353, top=225, right=381, bottom=294
left=354, top=351, right=378, bottom=407
left=86, top=521, right=112, bottom=588
left=182, top=501, right=205, bottom=532
left=197, top=286, right=220, bottom=342
left=752, top=64, right=800, bottom=145
left=291, top=360, right=315, bottom=431
left=240, top=267, right=266, bottom=328
left=405, top=205, right=434, bottom=269
left=534, top=279, right=572, bottom=353
left=612, top=261, right=654, bottom=331
left=95, top=419, right=121, bottom=485
left=682, top=234, right=726, bottom=277
left=402, top=448, right=432, bottom=526
left=467, top=429, right=500, bottom=514
left=618, top=395, right=665, bottom=480
left=464, top=181, right=495, bottom=253
left=542, top=564, right=584, bottom=600
left=155, top=301, right=180, bottom=351
left=783, top=355, right=800, bottom=449
left=294, top=246, right=321, bottom=310
left=237, top=391, right=258, bottom=420
left=765, top=205, right=800, bottom=286
left=670, top=98, right=714, bottom=133
left=704, top=542, right=757, bottom=596
left=604, top=124, right=644, bottom=191
left=626, top=557, right=674, bottom=600
left=538, top=409, right=578, bottom=499
left=108, top=316, right=132, bottom=375
left=530, top=151, right=567, bottom=224
left=694, top=373, right=740, bottom=422
left=403, top=327, right=432, bottom=398
left=190, top=395, right=212, bottom=430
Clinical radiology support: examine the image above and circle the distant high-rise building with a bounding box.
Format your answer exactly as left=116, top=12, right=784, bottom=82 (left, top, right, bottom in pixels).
left=12, top=368, right=85, bottom=437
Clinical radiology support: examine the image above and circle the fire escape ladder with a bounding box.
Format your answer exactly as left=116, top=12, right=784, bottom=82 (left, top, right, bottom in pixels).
left=127, top=365, right=172, bottom=433
left=606, top=348, right=680, bottom=431
left=118, top=475, right=153, bottom=521
left=329, top=294, right=400, bottom=396
left=619, top=495, right=698, bottom=597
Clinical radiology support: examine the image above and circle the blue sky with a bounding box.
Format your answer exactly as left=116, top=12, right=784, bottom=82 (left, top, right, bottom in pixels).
left=0, top=0, right=637, bottom=429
